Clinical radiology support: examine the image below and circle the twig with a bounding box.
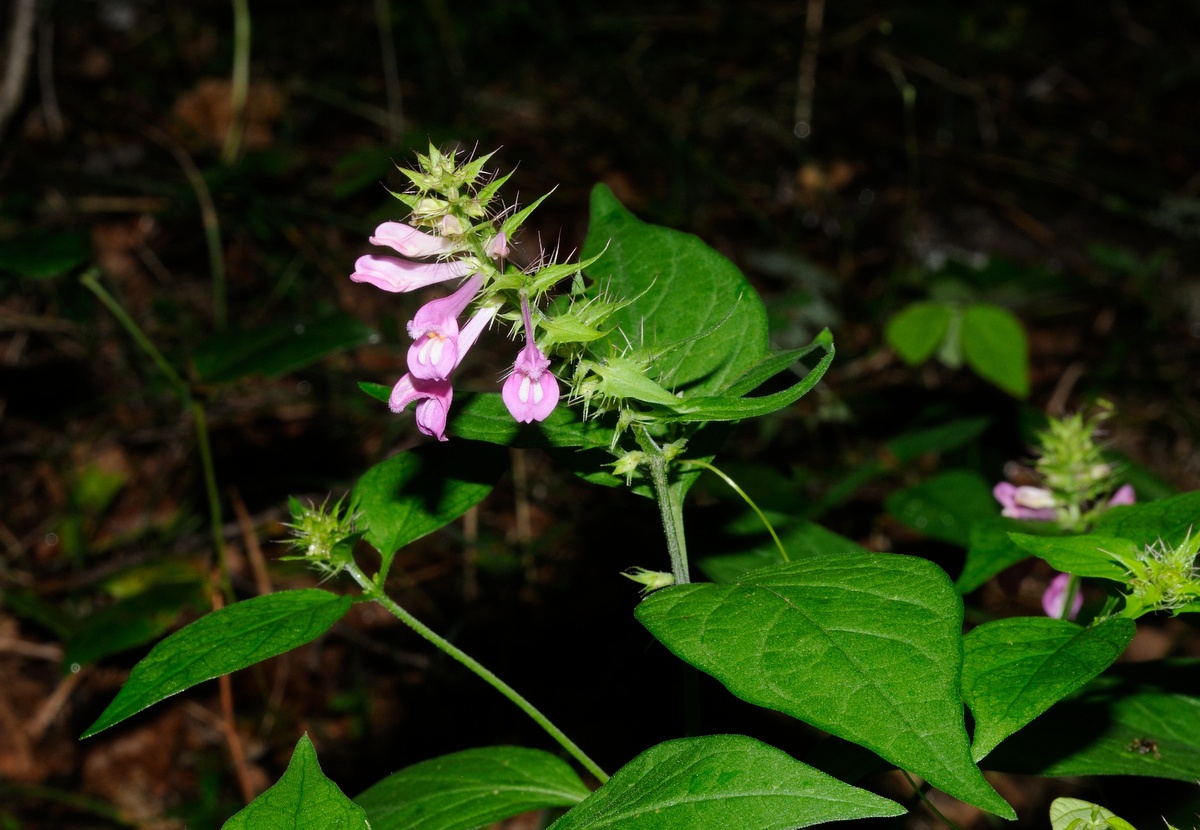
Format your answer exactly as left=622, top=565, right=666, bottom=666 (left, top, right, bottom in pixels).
left=0, top=637, right=61, bottom=661
left=793, top=0, right=825, bottom=139
left=37, top=19, right=63, bottom=140
left=511, top=448, right=534, bottom=583
left=462, top=504, right=479, bottom=602
left=231, top=488, right=273, bottom=597
left=26, top=668, right=86, bottom=741
left=0, top=0, right=36, bottom=137
left=211, top=586, right=257, bottom=804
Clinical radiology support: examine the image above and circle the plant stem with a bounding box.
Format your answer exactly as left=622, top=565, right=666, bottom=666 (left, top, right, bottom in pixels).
left=901, top=770, right=966, bottom=830
left=222, top=0, right=251, bottom=166
left=81, top=269, right=233, bottom=602
left=346, top=564, right=609, bottom=783
left=637, top=430, right=691, bottom=585
left=681, top=459, right=788, bottom=563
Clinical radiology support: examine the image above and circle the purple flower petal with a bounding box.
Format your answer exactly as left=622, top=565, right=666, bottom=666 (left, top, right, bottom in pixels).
left=351, top=255, right=471, bottom=293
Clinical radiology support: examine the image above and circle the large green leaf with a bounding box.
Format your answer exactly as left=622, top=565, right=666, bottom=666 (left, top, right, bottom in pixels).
left=193, top=313, right=377, bottom=384
left=352, top=442, right=506, bottom=571
left=82, top=590, right=352, bottom=738
left=885, top=302, right=952, bottom=365
left=887, top=417, right=991, bottom=463
left=548, top=735, right=903, bottom=830
left=1007, top=533, right=1139, bottom=579
left=962, top=617, right=1135, bottom=761
left=1094, top=491, right=1200, bottom=547
left=986, top=660, right=1200, bottom=781
left=356, top=746, right=589, bottom=830
left=697, top=518, right=867, bottom=583
left=62, top=582, right=206, bottom=670
left=581, top=185, right=768, bottom=397
left=223, top=734, right=369, bottom=829
left=885, top=469, right=999, bottom=546
left=636, top=557, right=1013, bottom=818
left=1049, top=798, right=1137, bottom=830
left=960, top=304, right=1029, bottom=398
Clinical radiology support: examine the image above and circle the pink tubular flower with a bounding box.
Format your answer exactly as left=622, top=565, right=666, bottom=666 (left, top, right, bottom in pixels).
left=486, top=232, right=510, bottom=260
left=1042, top=572, right=1083, bottom=620
left=407, top=273, right=484, bottom=381
left=351, top=255, right=472, bottom=293
left=502, top=295, right=559, bottom=423
left=993, top=482, right=1058, bottom=521
left=1109, top=484, right=1136, bottom=507
left=390, top=303, right=497, bottom=441
left=370, top=221, right=456, bottom=257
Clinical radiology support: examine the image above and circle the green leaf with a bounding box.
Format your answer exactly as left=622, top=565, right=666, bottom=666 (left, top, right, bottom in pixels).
left=986, top=660, right=1200, bottom=781
left=82, top=590, right=352, bottom=738
left=721, top=331, right=833, bottom=397
left=446, top=392, right=612, bottom=450
left=956, top=519, right=1051, bottom=593
left=63, top=582, right=206, bottom=670
left=1050, top=798, right=1138, bottom=830
left=355, top=746, right=589, bottom=830
left=636, top=557, right=1013, bottom=817
left=359, top=381, right=391, bottom=404
left=223, top=734, right=369, bottom=829
left=962, top=617, right=1135, bottom=761
left=547, top=735, right=903, bottom=830
left=1094, top=491, right=1200, bottom=547
left=352, top=442, right=505, bottom=572
left=193, top=313, right=377, bottom=384
left=886, top=417, right=990, bottom=463
left=0, top=230, right=90, bottom=279
left=960, top=304, right=1029, bottom=398
left=581, top=184, right=768, bottom=397
left=1007, top=533, right=1139, bottom=579
left=885, top=469, right=999, bottom=546
left=885, top=302, right=951, bottom=365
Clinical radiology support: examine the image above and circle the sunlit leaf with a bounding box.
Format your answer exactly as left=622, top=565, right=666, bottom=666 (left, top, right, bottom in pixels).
left=636, top=557, right=1013, bottom=817
left=885, top=302, right=951, bottom=365
left=356, top=746, right=589, bottom=830
left=548, top=735, right=903, bottom=830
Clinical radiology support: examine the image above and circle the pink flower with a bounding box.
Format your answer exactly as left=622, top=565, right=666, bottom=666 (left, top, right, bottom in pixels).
left=370, top=222, right=455, bottom=258
left=389, top=303, right=496, bottom=441
left=350, top=255, right=471, bottom=293
left=407, top=274, right=484, bottom=381
left=502, top=295, right=559, bottom=423
left=1042, top=572, right=1083, bottom=620
left=486, top=232, right=510, bottom=260
left=1109, top=484, right=1136, bottom=507
left=993, top=482, right=1058, bottom=521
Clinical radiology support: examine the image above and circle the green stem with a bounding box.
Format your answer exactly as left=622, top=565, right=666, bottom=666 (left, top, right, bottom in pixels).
left=681, top=459, right=788, bottom=563
left=81, top=269, right=190, bottom=404
left=347, top=564, right=609, bottom=783
left=193, top=401, right=233, bottom=602
left=222, top=0, right=251, bottom=166
left=81, top=269, right=233, bottom=602
left=637, top=430, right=690, bottom=585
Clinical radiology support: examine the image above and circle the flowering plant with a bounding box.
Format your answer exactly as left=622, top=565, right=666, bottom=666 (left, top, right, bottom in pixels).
left=79, top=149, right=1200, bottom=830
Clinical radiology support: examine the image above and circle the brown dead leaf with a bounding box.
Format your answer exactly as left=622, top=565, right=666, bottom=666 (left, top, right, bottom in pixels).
left=172, top=79, right=285, bottom=152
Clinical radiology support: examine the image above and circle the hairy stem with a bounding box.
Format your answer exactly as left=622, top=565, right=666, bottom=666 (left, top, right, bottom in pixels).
left=347, top=563, right=609, bottom=783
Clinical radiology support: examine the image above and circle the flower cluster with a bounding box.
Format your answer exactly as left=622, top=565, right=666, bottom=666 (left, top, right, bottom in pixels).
left=349, top=147, right=570, bottom=441
left=992, top=404, right=1136, bottom=619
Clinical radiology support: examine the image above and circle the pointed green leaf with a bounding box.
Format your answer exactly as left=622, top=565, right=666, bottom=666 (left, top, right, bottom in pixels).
left=886, top=417, right=990, bottom=463
left=885, top=469, right=999, bottom=546
left=636, top=557, right=1013, bottom=817
left=356, top=746, right=589, bottom=830
left=885, top=302, right=951, bottom=365
left=353, top=442, right=506, bottom=569
left=1007, top=534, right=1139, bottom=579
left=960, top=304, right=1029, bottom=398
left=548, top=735, right=903, bottom=830
left=963, top=617, right=1135, bottom=761
left=986, top=660, right=1200, bottom=781
left=223, top=734, right=369, bottom=829
left=82, top=590, right=352, bottom=738
left=956, top=519, right=1049, bottom=593
left=697, top=518, right=867, bottom=583
left=194, top=313, right=377, bottom=384
left=0, top=230, right=90, bottom=279
left=581, top=184, right=768, bottom=397
left=722, top=331, right=832, bottom=397
left=445, top=392, right=612, bottom=450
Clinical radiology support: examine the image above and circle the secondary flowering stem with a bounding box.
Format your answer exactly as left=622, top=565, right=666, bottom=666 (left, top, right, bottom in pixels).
left=345, top=562, right=609, bottom=784
left=639, top=430, right=690, bottom=585
left=681, top=459, right=789, bottom=564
